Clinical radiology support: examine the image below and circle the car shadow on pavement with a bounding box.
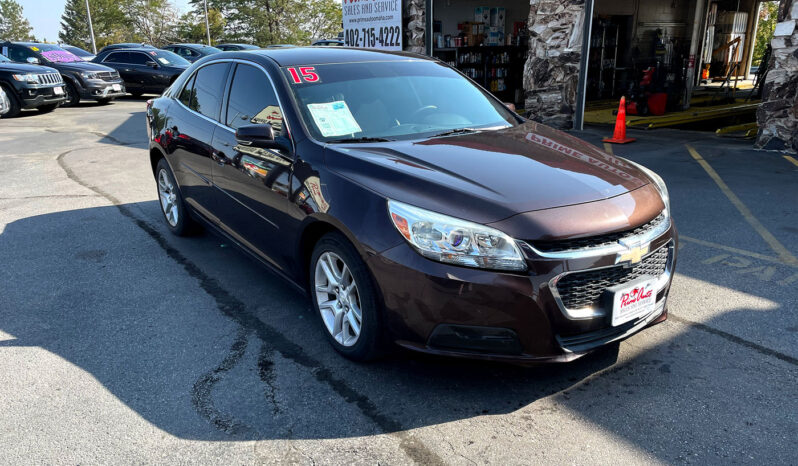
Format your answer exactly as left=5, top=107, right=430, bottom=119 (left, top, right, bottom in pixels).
left=0, top=201, right=794, bottom=462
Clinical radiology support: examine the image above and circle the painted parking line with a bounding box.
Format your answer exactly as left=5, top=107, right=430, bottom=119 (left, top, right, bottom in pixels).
left=686, top=145, right=798, bottom=267
left=680, top=235, right=798, bottom=269
left=603, top=143, right=614, bottom=155
left=784, top=155, right=798, bottom=168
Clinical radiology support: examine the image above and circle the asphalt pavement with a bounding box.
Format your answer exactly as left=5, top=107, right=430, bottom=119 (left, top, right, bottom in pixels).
left=0, top=100, right=795, bottom=464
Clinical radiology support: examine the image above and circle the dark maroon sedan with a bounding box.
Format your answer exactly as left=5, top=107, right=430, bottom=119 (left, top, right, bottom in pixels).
left=146, top=47, right=676, bottom=363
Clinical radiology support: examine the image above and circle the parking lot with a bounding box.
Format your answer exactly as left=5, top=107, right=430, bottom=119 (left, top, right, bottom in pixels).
left=1, top=99, right=796, bottom=464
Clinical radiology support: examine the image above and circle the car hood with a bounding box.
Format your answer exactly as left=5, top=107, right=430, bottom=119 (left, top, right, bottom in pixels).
left=324, top=121, right=652, bottom=224
left=162, top=65, right=188, bottom=73
left=0, top=62, right=59, bottom=73
left=48, top=61, right=115, bottom=73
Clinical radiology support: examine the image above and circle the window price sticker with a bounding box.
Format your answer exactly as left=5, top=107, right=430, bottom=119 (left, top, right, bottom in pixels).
left=307, top=101, right=363, bottom=137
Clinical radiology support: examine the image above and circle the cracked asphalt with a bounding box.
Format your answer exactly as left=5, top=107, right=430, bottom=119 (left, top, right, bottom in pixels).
left=0, top=100, right=796, bottom=464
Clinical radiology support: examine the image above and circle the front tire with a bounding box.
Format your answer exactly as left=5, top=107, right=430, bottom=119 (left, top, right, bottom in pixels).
left=62, top=81, right=79, bottom=107
left=0, top=84, right=21, bottom=118
left=309, top=232, right=384, bottom=361
left=155, top=158, right=198, bottom=236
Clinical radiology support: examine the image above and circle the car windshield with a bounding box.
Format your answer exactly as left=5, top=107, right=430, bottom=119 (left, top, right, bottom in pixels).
left=285, top=60, right=518, bottom=142
left=196, top=45, right=222, bottom=54
left=145, top=50, right=190, bottom=66
left=32, top=44, right=82, bottom=63
left=63, top=45, right=93, bottom=57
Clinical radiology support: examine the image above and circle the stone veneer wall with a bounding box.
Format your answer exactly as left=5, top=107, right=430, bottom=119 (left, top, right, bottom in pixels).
left=405, top=0, right=426, bottom=54
left=523, top=0, right=587, bottom=129
left=755, top=0, right=798, bottom=152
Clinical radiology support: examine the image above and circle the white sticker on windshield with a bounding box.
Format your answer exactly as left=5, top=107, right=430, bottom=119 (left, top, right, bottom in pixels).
left=157, top=57, right=169, bottom=64
left=306, top=101, right=362, bottom=137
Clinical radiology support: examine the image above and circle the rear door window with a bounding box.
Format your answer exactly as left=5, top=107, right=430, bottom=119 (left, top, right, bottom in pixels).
left=103, top=52, right=127, bottom=63
left=188, top=62, right=230, bottom=120
left=179, top=73, right=196, bottom=107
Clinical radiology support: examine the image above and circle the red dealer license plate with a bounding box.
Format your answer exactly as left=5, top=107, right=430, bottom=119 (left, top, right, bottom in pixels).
left=610, top=277, right=656, bottom=327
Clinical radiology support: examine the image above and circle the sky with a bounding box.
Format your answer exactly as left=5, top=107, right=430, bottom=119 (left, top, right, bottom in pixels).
left=20, top=0, right=193, bottom=42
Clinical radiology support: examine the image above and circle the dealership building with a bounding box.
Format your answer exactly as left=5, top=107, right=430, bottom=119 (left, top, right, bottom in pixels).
left=363, top=0, right=798, bottom=152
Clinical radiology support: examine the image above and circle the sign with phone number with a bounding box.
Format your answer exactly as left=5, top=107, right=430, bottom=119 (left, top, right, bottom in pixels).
left=342, top=0, right=402, bottom=51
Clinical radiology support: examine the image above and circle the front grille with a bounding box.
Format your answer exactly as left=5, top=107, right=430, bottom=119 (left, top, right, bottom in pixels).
left=37, top=73, right=62, bottom=85
left=532, top=213, right=667, bottom=253
left=555, top=246, right=669, bottom=310
left=97, top=71, right=119, bottom=81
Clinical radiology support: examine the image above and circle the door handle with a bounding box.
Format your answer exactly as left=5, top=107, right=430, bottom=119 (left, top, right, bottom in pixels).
left=219, top=141, right=231, bottom=147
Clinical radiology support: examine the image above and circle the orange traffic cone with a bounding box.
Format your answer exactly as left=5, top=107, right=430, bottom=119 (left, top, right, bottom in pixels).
left=603, top=96, right=636, bottom=144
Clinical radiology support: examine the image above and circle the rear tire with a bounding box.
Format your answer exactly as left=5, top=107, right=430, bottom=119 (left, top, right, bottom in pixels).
left=62, top=81, right=79, bottom=107
left=0, top=83, right=21, bottom=118
left=155, top=158, right=199, bottom=236
left=309, top=232, right=384, bottom=361
left=37, top=103, right=59, bottom=113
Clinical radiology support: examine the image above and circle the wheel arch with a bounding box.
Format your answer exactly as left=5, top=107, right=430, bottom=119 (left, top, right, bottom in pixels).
left=297, top=220, right=343, bottom=287
left=149, top=145, right=167, bottom=176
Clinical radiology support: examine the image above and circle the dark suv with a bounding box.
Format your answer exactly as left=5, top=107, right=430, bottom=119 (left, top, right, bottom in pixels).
left=1, top=41, right=125, bottom=106
left=0, top=53, right=65, bottom=118
left=93, top=48, right=189, bottom=97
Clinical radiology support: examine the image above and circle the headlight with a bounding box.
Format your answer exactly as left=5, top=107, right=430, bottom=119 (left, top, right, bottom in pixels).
left=12, top=73, right=39, bottom=84
left=626, top=160, right=670, bottom=215
left=80, top=71, right=99, bottom=80
left=388, top=200, right=527, bottom=272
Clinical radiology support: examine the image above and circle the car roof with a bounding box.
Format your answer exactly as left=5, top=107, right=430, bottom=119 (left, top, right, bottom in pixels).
left=169, top=43, right=215, bottom=48
left=103, top=47, right=158, bottom=53
left=2, top=41, right=50, bottom=46
left=104, top=43, right=153, bottom=48
left=237, top=47, right=429, bottom=67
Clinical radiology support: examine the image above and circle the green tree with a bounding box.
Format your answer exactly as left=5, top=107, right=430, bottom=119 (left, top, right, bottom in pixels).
left=752, top=1, right=779, bottom=66
left=59, top=0, right=127, bottom=49
left=176, top=8, right=226, bottom=44
left=120, top=0, right=180, bottom=47
left=0, top=0, right=35, bottom=41
left=184, top=0, right=341, bottom=46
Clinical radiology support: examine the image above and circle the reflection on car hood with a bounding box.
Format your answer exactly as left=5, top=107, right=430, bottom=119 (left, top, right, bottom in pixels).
left=325, top=121, right=651, bottom=224
left=49, top=61, right=116, bottom=73
left=0, top=62, right=59, bottom=73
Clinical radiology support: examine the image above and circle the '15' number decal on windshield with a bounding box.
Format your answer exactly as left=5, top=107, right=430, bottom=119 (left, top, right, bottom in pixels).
left=287, top=67, right=320, bottom=84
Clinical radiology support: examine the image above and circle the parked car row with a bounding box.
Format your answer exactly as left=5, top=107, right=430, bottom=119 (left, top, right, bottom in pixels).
left=0, top=40, right=337, bottom=118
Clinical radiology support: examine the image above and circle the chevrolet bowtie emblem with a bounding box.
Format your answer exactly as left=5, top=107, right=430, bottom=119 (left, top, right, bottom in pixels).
left=616, top=239, right=649, bottom=265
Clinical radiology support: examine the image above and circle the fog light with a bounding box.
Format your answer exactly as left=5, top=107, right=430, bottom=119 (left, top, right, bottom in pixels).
left=428, top=324, right=522, bottom=355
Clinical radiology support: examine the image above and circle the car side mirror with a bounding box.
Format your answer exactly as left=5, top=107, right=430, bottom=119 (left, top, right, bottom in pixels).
left=145, top=61, right=159, bottom=68
left=26, top=57, right=40, bottom=65
left=236, top=124, right=291, bottom=153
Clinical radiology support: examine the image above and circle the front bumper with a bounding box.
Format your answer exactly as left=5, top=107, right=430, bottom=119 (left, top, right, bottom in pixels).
left=367, top=221, right=677, bottom=364
left=79, top=79, right=126, bottom=100
left=18, top=85, right=67, bottom=109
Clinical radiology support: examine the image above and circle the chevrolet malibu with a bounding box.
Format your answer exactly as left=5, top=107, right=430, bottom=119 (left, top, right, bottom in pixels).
left=146, top=48, right=677, bottom=363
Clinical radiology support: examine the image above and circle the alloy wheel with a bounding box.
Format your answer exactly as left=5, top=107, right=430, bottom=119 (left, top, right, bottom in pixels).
left=314, top=251, right=363, bottom=347
left=157, top=168, right=179, bottom=227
